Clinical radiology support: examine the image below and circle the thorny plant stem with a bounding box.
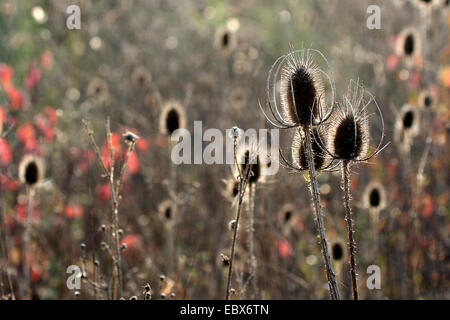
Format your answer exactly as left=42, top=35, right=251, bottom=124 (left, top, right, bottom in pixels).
left=302, top=126, right=340, bottom=300
left=342, top=160, right=358, bottom=300
left=106, top=119, right=122, bottom=300
left=247, top=183, right=258, bottom=299
left=225, top=139, right=250, bottom=300
left=23, top=187, right=35, bottom=299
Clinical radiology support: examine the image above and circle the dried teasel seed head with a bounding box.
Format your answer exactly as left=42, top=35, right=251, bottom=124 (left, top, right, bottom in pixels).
left=214, top=25, right=237, bottom=56
left=120, top=243, right=127, bottom=250
left=395, top=104, right=420, bottom=146
left=328, top=83, right=371, bottom=161
left=159, top=101, right=186, bottom=136
left=18, top=155, right=45, bottom=187
left=100, top=224, right=106, bottom=232
left=280, top=51, right=326, bottom=126
left=159, top=275, right=166, bottom=281
left=228, top=219, right=237, bottom=232
left=170, top=292, right=176, bottom=298
left=363, top=181, right=387, bottom=211
left=122, top=131, right=139, bottom=144
left=144, top=283, right=151, bottom=292
left=158, top=199, right=177, bottom=224
left=291, top=128, right=328, bottom=170
left=329, top=237, right=347, bottom=264
left=160, top=293, right=167, bottom=299
left=129, top=296, right=138, bottom=300
left=80, top=243, right=86, bottom=250
left=396, top=27, right=421, bottom=59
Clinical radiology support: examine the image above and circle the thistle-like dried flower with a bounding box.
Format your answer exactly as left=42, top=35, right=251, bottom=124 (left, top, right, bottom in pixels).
left=18, top=155, right=45, bottom=187
left=158, top=199, right=178, bottom=225
left=291, top=127, right=328, bottom=170
left=214, top=25, right=237, bottom=56
left=260, top=48, right=335, bottom=129
left=363, top=181, right=386, bottom=212
left=418, top=89, right=435, bottom=110
left=280, top=51, right=325, bottom=127
left=330, top=237, right=346, bottom=263
left=327, top=82, right=378, bottom=162
left=394, top=104, right=420, bottom=154
left=159, top=101, right=186, bottom=136
left=396, top=27, right=421, bottom=61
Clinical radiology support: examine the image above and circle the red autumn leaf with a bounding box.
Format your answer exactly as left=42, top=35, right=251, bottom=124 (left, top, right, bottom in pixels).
left=25, top=62, right=41, bottom=90
left=0, top=138, right=12, bottom=165
left=16, top=122, right=37, bottom=151
left=96, top=183, right=111, bottom=202
left=127, top=151, right=139, bottom=175
left=136, top=138, right=149, bottom=152
left=64, top=205, right=84, bottom=219
left=120, top=234, right=142, bottom=248
left=6, top=87, right=22, bottom=111
left=44, top=106, right=57, bottom=126
left=0, top=64, right=13, bottom=88
left=277, top=239, right=293, bottom=259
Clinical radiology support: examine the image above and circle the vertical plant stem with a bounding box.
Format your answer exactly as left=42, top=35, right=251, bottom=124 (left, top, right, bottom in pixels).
left=22, top=187, right=34, bottom=299
left=106, top=119, right=122, bottom=299
left=247, top=183, right=258, bottom=299
left=225, top=139, right=250, bottom=300
left=303, top=126, right=340, bottom=300
left=342, top=160, right=358, bottom=300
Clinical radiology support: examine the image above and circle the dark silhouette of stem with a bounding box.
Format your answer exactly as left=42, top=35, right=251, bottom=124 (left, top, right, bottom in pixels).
left=342, top=160, right=358, bottom=300
left=303, top=126, right=340, bottom=300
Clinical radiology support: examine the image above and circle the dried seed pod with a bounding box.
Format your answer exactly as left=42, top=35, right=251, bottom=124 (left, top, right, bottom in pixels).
left=363, top=181, right=387, bottom=212
left=291, top=127, right=328, bottom=170
left=158, top=199, right=178, bottom=225
left=280, top=51, right=325, bottom=126
left=18, top=155, right=45, bottom=187
left=328, top=85, right=370, bottom=161
left=396, top=27, right=421, bottom=60
left=159, top=100, right=186, bottom=136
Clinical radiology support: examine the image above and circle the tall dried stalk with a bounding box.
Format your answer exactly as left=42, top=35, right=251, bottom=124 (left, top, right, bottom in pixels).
left=341, top=160, right=358, bottom=300
left=22, top=187, right=35, bottom=299
left=83, top=118, right=137, bottom=299
left=303, top=126, right=340, bottom=300
left=225, top=136, right=251, bottom=300
left=247, top=182, right=258, bottom=299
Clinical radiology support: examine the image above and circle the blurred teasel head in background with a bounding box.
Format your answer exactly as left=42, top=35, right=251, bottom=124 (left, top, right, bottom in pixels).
left=159, top=100, right=187, bottom=136
left=19, top=155, right=45, bottom=187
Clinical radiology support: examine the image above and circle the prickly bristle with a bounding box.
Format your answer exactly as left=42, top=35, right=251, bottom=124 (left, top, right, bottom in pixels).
left=333, top=115, right=365, bottom=160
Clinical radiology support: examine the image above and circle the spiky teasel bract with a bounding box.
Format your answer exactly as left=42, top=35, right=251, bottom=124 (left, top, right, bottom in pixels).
left=324, top=80, right=386, bottom=163
left=260, top=48, right=335, bottom=129
left=159, top=100, right=187, bottom=136
left=19, top=155, right=45, bottom=187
